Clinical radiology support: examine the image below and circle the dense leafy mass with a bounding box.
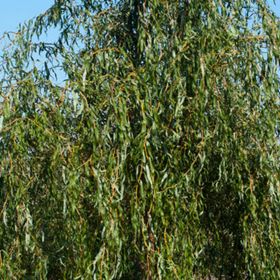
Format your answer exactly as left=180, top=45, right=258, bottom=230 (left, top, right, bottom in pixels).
left=0, top=0, right=279, bottom=279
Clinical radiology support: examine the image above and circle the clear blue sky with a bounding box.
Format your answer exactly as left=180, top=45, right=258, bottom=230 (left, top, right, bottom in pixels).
left=0, top=0, right=54, bottom=34
left=0, top=1, right=279, bottom=36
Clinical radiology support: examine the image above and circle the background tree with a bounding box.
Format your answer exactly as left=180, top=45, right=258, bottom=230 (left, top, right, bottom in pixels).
left=0, top=0, right=279, bottom=279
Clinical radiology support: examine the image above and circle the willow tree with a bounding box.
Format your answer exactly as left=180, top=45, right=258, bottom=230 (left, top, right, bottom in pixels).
left=0, top=0, right=279, bottom=279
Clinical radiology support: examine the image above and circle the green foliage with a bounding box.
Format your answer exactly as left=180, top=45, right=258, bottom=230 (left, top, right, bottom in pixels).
left=0, top=0, right=279, bottom=279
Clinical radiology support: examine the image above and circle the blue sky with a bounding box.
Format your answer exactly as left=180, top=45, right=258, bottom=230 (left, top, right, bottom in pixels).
left=0, top=1, right=279, bottom=35
left=0, top=0, right=54, bottom=34
left=268, top=0, right=280, bottom=16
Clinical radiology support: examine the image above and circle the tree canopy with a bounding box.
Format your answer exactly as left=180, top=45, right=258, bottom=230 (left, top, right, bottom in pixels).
left=0, top=0, right=279, bottom=279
